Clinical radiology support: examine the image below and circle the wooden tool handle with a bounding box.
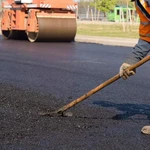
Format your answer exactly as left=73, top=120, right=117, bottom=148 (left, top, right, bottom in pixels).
left=129, top=55, right=150, bottom=71
left=56, top=55, right=150, bottom=113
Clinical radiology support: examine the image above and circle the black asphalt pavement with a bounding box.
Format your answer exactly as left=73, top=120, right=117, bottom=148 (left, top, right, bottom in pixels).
left=0, top=36, right=150, bottom=150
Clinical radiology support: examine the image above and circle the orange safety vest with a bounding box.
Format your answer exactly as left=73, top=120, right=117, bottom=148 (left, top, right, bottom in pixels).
left=135, top=0, right=150, bottom=42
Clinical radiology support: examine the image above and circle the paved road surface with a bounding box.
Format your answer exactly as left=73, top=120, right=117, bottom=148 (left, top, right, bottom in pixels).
left=0, top=36, right=150, bottom=150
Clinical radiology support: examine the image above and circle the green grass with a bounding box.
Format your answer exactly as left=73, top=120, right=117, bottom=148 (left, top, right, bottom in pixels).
left=77, top=22, right=139, bottom=39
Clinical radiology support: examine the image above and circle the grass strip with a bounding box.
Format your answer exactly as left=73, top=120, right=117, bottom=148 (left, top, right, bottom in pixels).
left=77, top=22, right=139, bottom=39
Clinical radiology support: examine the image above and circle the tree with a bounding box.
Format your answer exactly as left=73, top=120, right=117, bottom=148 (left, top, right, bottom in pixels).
left=116, top=0, right=134, bottom=8
left=91, top=0, right=117, bottom=16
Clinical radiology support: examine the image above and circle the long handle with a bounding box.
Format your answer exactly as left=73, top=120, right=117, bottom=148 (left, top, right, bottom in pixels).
left=55, top=55, right=150, bottom=113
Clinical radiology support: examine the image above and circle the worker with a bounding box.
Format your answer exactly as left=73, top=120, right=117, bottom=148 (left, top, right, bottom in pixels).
left=119, top=0, right=150, bottom=134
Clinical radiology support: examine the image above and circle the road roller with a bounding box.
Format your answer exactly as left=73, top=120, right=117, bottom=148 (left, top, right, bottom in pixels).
left=1, top=0, right=77, bottom=42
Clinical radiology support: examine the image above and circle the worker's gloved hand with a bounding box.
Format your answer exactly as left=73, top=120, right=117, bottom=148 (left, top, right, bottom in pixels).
left=119, top=63, right=136, bottom=80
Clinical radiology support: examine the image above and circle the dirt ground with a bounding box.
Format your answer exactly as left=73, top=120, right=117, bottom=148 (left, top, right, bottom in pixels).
left=0, top=83, right=150, bottom=150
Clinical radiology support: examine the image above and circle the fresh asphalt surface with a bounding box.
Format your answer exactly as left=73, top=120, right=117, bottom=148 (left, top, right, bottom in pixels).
left=0, top=36, right=150, bottom=150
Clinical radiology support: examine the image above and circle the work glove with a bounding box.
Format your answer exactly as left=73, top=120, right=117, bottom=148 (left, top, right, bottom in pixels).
left=141, top=126, right=150, bottom=134
left=119, top=63, right=136, bottom=80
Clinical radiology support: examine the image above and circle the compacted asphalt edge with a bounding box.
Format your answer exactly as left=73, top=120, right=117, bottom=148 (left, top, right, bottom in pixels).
left=75, top=35, right=138, bottom=47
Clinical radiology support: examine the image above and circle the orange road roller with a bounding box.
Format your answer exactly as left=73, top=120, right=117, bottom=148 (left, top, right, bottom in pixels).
left=1, top=0, right=77, bottom=42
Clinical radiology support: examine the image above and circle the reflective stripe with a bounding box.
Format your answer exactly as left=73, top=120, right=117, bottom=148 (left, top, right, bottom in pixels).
left=140, top=33, right=150, bottom=37
left=140, top=0, right=146, bottom=8
left=136, top=0, right=150, bottom=20
left=140, top=0, right=144, bottom=5
left=4, top=5, right=12, bottom=8
left=140, top=21, right=150, bottom=25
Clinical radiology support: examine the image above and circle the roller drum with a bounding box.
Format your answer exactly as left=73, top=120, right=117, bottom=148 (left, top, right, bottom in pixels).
left=27, top=17, right=77, bottom=42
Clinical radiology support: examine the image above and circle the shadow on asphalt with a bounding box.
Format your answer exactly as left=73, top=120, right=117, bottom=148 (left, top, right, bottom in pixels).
left=93, top=101, right=150, bottom=120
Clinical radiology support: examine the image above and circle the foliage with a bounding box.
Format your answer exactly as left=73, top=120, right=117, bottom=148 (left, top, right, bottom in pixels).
left=90, top=0, right=117, bottom=14
left=116, top=0, right=135, bottom=8
left=77, top=0, right=135, bottom=18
